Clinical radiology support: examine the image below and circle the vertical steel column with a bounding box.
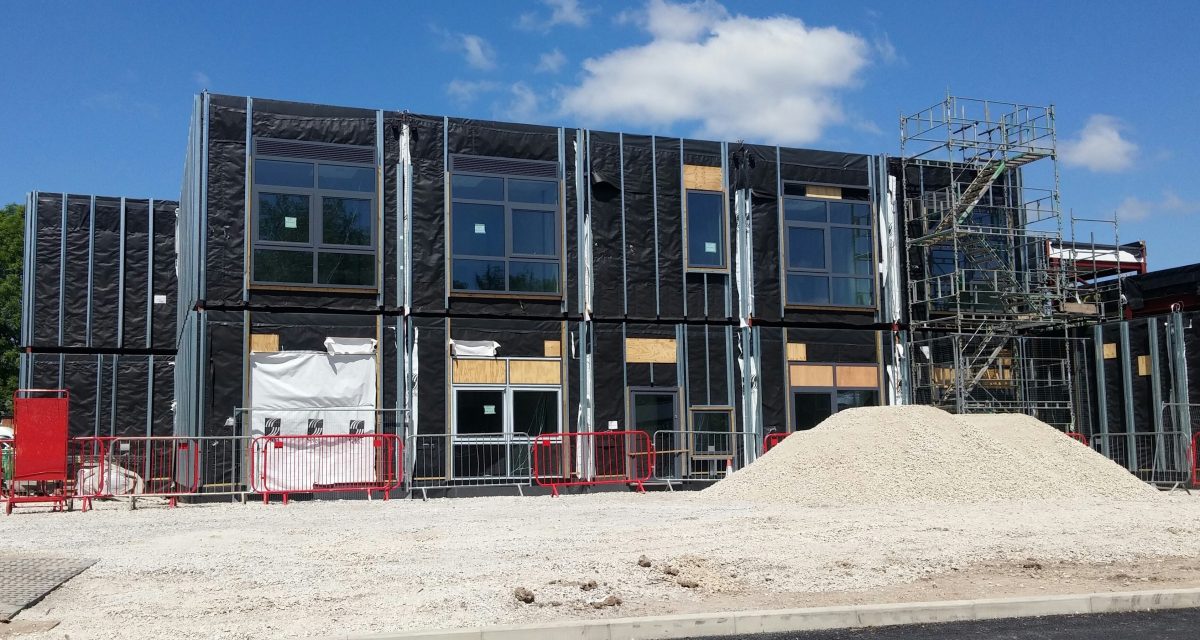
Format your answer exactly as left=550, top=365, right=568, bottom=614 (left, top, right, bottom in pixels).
left=558, top=128, right=568, bottom=317
left=200, top=92, right=210, bottom=301
left=1148, top=321, right=1166, bottom=472
left=1093, top=325, right=1109, bottom=456
left=376, top=111, right=385, bottom=310
left=442, top=116, right=450, bottom=310
left=774, top=147, right=784, bottom=320
left=1119, top=321, right=1136, bottom=472
left=721, top=141, right=732, bottom=318
left=242, top=97, right=253, bottom=417
left=1169, top=311, right=1193, bottom=461
left=679, top=139, right=687, bottom=317
left=651, top=136, right=660, bottom=317
left=117, top=198, right=127, bottom=349
left=146, top=199, right=155, bottom=349
left=577, top=129, right=594, bottom=431
left=57, top=194, right=66, bottom=348
left=85, top=195, right=95, bottom=347
left=619, top=133, right=627, bottom=316
left=93, top=355, right=103, bottom=437
left=20, top=192, right=35, bottom=350
left=108, top=355, right=118, bottom=437
left=146, top=355, right=154, bottom=438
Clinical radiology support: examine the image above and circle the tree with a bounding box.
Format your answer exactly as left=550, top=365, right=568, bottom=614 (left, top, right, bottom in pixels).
left=0, top=203, right=23, bottom=416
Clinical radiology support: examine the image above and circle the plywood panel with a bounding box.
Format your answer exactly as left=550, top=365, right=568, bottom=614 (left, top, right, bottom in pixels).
left=786, top=343, right=807, bottom=362
left=510, top=360, right=562, bottom=385
left=626, top=338, right=677, bottom=364
left=806, top=185, right=842, bottom=199
left=250, top=334, right=279, bottom=353
left=453, top=359, right=507, bottom=384
left=789, top=364, right=833, bottom=388
left=836, top=365, right=879, bottom=388
left=683, top=165, right=723, bottom=191
left=544, top=340, right=562, bottom=357
left=1137, top=355, right=1151, bottom=376
left=1103, top=342, right=1117, bottom=359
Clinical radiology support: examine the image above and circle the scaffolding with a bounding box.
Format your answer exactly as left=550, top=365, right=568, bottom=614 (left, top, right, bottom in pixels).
left=900, top=95, right=1096, bottom=428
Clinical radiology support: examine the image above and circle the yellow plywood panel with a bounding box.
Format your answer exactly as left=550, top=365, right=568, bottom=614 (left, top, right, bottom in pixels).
left=789, top=364, right=834, bottom=388
left=1103, top=343, right=1117, bottom=359
left=453, top=359, right=507, bottom=384
left=786, top=343, right=807, bottom=362
left=544, top=340, right=562, bottom=357
left=683, top=165, right=723, bottom=191
left=250, top=334, right=279, bottom=353
left=806, top=185, right=842, bottom=199
left=836, top=365, right=879, bottom=388
left=1137, top=355, right=1151, bottom=376
left=626, top=338, right=677, bottom=364
left=510, top=360, right=562, bottom=385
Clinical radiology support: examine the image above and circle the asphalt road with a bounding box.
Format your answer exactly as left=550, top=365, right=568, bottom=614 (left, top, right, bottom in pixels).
left=684, top=607, right=1200, bottom=639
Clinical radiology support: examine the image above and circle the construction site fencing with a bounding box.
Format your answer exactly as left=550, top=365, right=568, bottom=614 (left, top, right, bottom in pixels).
left=762, top=431, right=791, bottom=455
left=1064, top=432, right=1089, bottom=446
left=68, top=437, right=204, bottom=508
left=532, top=431, right=654, bottom=496
left=1090, top=431, right=1192, bottom=487
left=248, top=434, right=403, bottom=504
left=405, top=432, right=532, bottom=498
left=653, top=430, right=755, bottom=485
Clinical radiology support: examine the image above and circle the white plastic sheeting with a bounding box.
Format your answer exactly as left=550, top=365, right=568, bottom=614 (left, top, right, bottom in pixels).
left=449, top=340, right=499, bottom=357
left=323, top=337, right=377, bottom=355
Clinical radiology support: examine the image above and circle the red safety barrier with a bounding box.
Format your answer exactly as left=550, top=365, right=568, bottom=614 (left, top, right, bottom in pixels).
left=69, top=437, right=203, bottom=509
left=1192, top=432, right=1200, bottom=489
left=7, top=390, right=70, bottom=515
left=1064, top=432, right=1089, bottom=446
left=531, top=430, right=654, bottom=497
left=762, top=432, right=792, bottom=455
left=249, top=434, right=402, bottom=505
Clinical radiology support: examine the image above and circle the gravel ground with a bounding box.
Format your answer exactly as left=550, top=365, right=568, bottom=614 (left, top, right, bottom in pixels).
left=5, top=491, right=1200, bottom=639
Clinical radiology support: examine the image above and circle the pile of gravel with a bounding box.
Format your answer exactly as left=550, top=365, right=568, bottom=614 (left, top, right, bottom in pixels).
left=705, top=405, right=1157, bottom=505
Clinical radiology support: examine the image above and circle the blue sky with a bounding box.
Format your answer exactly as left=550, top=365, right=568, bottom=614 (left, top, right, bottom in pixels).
left=2, top=0, right=1197, bottom=268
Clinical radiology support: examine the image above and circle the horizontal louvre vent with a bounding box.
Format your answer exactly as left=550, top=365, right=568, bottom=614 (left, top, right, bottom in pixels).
left=452, top=154, right=559, bottom=179
left=255, top=138, right=375, bottom=165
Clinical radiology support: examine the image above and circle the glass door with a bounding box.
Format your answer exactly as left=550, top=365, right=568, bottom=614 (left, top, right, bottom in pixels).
left=630, top=390, right=679, bottom=479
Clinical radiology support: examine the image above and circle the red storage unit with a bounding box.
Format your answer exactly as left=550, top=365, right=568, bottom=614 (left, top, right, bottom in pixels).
left=7, top=389, right=70, bottom=514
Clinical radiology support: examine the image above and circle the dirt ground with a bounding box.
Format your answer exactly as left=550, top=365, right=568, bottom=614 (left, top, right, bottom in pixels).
left=3, top=490, right=1200, bottom=639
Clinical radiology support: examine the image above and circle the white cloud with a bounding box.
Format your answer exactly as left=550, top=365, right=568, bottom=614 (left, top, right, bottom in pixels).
left=560, top=1, right=871, bottom=145
left=503, top=83, right=541, bottom=121
left=873, top=33, right=899, bottom=65
left=446, top=80, right=500, bottom=106
left=1115, top=190, right=1199, bottom=222
left=536, top=49, right=567, bottom=73
left=459, top=34, right=496, bottom=70
left=520, top=0, right=591, bottom=31
left=192, top=71, right=211, bottom=88
left=1061, top=115, right=1138, bottom=172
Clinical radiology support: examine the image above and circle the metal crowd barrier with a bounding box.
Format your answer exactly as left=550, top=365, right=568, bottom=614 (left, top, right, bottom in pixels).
left=1090, top=431, right=1192, bottom=487
left=405, top=432, right=532, bottom=499
left=653, top=430, right=755, bottom=485
left=248, top=433, right=402, bottom=505
left=762, top=431, right=791, bottom=454
left=1064, top=432, right=1089, bottom=446
left=531, top=430, right=654, bottom=496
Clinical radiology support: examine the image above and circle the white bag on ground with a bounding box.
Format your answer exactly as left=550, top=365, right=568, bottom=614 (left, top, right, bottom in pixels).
left=76, top=464, right=145, bottom=496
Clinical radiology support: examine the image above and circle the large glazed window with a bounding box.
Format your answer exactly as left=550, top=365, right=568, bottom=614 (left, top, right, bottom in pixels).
left=686, top=191, right=727, bottom=269
left=450, top=171, right=561, bottom=295
left=783, top=196, right=874, bottom=307
left=251, top=150, right=376, bottom=288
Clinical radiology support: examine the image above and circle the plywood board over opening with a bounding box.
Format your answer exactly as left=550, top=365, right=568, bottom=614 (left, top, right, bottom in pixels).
left=626, top=338, right=678, bottom=364
left=1103, top=343, right=1118, bottom=359
left=510, top=360, right=562, bottom=385
left=250, top=334, right=279, bottom=353
left=789, top=364, right=833, bottom=388
left=806, top=185, right=843, bottom=199
left=453, top=359, right=507, bottom=384
left=836, top=365, right=879, bottom=388
left=786, top=343, right=808, bottom=362
left=683, top=165, right=723, bottom=192
left=544, top=340, right=561, bottom=357
left=1137, top=355, right=1151, bottom=376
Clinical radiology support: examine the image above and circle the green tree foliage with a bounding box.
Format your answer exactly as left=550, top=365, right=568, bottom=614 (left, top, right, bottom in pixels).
left=0, top=203, right=23, bottom=416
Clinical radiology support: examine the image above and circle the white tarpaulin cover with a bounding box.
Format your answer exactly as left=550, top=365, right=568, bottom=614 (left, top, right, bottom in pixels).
left=249, top=351, right=378, bottom=492
left=323, top=337, right=378, bottom=355
left=450, top=340, right=499, bottom=357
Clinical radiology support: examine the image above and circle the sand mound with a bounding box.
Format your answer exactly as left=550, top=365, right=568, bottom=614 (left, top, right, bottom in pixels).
left=705, top=405, right=1157, bottom=505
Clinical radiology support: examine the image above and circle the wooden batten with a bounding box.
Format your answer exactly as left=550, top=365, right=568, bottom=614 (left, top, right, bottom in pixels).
left=683, top=165, right=723, bottom=191
left=786, top=343, right=807, bottom=362
left=453, top=359, right=507, bottom=384
left=509, top=360, right=562, bottom=385
left=789, top=364, right=834, bottom=388
left=250, top=334, right=279, bottom=353
left=1137, top=355, right=1151, bottom=376
left=836, top=365, right=878, bottom=388
left=543, top=340, right=562, bottom=357
left=626, top=338, right=678, bottom=364
left=806, top=185, right=842, bottom=199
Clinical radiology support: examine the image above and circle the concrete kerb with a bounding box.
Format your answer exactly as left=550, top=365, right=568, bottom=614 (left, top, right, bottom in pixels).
left=339, top=588, right=1200, bottom=640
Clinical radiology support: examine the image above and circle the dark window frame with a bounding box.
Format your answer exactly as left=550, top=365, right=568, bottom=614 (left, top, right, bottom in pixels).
left=250, top=149, right=378, bottom=289
left=684, top=189, right=730, bottom=272
left=449, top=170, right=563, bottom=297
left=782, top=194, right=876, bottom=309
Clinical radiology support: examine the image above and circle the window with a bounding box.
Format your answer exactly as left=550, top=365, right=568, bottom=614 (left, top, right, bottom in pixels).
left=690, top=407, right=735, bottom=457
left=451, top=385, right=561, bottom=479
left=783, top=195, right=874, bottom=307
left=686, top=191, right=727, bottom=269
left=451, top=172, right=561, bottom=295
left=251, top=153, right=377, bottom=288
